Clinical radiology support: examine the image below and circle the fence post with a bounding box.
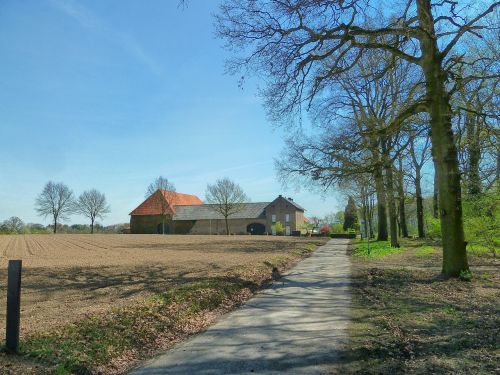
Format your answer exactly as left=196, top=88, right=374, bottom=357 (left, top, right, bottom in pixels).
left=5, top=260, right=22, bottom=354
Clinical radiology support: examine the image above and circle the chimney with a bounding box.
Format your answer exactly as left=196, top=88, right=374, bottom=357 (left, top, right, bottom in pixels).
left=279, top=194, right=282, bottom=197
left=288, top=197, right=293, bottom=201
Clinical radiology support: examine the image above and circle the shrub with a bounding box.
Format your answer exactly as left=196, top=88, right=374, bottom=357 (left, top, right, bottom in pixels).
left=271, top=221, right=284, bottom=236
left=320, top=225, right=331, bottom=234
left=425, top=214, right=441, bottom=240
left=463, top=191, right=499, bottom=257
left=459, top=270, right=473, bottom=282
left=330, top=223, right=344, bottom=234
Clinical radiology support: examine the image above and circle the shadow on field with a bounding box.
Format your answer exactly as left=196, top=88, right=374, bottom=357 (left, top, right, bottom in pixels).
left=0, top=262, right=265, bottom=339
left=335, top=268, right=499, bottom=374
left=0, top=263, right=241, bottom=300
left=118, top=240, right=304, bottom=253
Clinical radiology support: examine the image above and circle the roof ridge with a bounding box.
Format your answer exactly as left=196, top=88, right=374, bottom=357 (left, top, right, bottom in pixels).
left=174, top=202, right=270, bottom=207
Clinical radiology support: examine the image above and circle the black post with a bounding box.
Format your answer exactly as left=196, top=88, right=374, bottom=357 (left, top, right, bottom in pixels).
left=5, top=260, right=22, bottom=354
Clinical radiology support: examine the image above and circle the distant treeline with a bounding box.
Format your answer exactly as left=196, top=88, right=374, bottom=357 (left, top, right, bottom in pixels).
left=0, top=217, right=128, bottom=235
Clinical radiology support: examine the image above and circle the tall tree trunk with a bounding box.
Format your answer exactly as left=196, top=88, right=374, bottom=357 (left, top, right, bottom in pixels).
left=225, top=217, right=230, bottom=235
left=374, top=164, right=388, bottom=241
left=91, top=219, right=94, bottom=234
left=433, top=171, right=439, bottom=218
left=497, top=132, right=500, bottom=190
left=368, top=195, right=375, bottom=238
left=465, top=112, right=481, bottom=195
left=397, top=158, right=409, bottom=237
left=415, top=167, right=425, bottom=238
left=362, top=200, right=369, bottom=238
left=417, top=0, right=469, bottom=276
left=360, top=185, right=369, bottom=238
left=382, top=141, right=399, bottom=248
left=53, top=217, right=57, bottom=234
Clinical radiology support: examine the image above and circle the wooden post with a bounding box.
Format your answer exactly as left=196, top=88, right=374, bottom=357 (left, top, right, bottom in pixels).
left=5, top=260, right=22, bottom=354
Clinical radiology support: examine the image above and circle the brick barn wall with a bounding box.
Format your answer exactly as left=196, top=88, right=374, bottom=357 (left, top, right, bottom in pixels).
left=188, top=218, right=267, bottom=235
left=295, top=211, right=306, bottom=232
left=172, top=220, right=197, bottom=234
left=265, top=197, right=303, bottom=234
left=130, top=215, right=170, bottom=234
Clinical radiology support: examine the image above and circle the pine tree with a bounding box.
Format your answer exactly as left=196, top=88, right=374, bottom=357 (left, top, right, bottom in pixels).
left=343, top=196, right=359, bottom=232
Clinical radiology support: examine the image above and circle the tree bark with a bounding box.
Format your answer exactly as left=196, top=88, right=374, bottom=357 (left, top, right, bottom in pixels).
left=465, top=112, right=481, bottom=195
left=53, top=217, right=57, bottom=234
left=497, top=133, right=500, bottom=190
left=362, top=199, right=369, bottom=238
left=374, top=164, right=388, bottom=241
left=382, top=140, right=399, bottom=248
left=91, top=218, right=94, bottom=234
left=359, top=185, right=370, bottom=239
left=415, top=167, right=425, bottom=238
left=433, top=171, right=439, bottom=218
left=225, top=216, right=230, bottom=235
left=397, top=158, right=409, bottom=238
left=417, top=0, right=469, bottom=276
left=368, top=195, right=375, bottom=238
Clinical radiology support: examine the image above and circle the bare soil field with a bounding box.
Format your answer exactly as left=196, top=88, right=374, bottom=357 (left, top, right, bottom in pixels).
left=0, top=234, right=323, bottom=338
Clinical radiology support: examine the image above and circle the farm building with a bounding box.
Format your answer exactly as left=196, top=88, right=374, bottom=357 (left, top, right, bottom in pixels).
left=129, top=191, right=306, bottom=235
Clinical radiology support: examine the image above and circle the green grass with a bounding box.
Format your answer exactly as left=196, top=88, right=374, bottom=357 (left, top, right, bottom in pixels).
left=414, top=245, right=436, bottom=257
left=466, top=243, right=498, bottom=257
left=353, top=239, right=405, bottom=258
left=21, top=277, right=255, bottom=374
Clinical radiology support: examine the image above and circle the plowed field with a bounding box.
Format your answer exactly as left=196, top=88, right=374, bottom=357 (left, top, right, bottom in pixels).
left=0, top=234, right=322, bottom=337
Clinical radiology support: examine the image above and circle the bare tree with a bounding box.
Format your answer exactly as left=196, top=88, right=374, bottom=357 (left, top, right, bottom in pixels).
left=146, top=176, right=176, bottom=235
left=205, top=178, right=249, bottom=235
left=74, top=189, right=111, bottom=234
left=408, top=128, right=432, bottom=238
left=278, top=51, right=419, bottom=246
left=217, top=0, right=499, bottom=276
left=2, top=217, right=25, bottom=234
left=395, top=157, right=409, bottom=238
left=35, top=181, right=74, bottom=233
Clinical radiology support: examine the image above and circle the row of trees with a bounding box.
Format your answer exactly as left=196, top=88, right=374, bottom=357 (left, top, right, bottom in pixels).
left=0, top=218, right=126, bottom=235
left=215, top=0, right=499, bottom=277
left=35, top=181, right=110, bottom=233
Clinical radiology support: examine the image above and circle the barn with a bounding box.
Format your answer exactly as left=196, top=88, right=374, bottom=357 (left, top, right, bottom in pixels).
left=129, top=191, right=306, bottom=235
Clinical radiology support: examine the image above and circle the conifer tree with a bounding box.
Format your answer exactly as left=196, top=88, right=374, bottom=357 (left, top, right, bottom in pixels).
left=343, top=197, right=359, bottom=232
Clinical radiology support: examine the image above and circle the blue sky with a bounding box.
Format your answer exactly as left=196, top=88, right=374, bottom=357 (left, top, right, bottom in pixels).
left=0, top=0, right=349, bottom=226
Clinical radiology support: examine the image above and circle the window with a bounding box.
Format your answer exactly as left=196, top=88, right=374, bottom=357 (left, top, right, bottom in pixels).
left=272, top=214, right=276, bottom=223
left=285, top=214, right=290, bottom=223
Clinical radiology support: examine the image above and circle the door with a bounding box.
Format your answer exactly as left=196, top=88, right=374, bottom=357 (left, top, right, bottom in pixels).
left=247, top=223, right=266, bottom=235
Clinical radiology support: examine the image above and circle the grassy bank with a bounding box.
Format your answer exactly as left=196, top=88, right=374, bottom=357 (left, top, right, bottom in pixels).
left=4, top=240, right=325, bottom=374
left=339, top=238, right=500, bottom=374
left=22, top=277, right=254, bottom=374
left=351, top=239, right=405, bottom=258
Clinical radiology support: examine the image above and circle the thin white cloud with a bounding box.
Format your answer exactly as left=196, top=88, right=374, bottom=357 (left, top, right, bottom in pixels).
left=49, top=0, right=164, bottom=77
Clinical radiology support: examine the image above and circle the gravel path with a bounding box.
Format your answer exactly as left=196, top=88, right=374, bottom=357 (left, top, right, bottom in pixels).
left=130, top=239, right=351, bottom=375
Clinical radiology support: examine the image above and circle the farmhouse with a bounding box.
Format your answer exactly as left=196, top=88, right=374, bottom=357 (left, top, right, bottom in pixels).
left=129, top=191, right=306, bottom=235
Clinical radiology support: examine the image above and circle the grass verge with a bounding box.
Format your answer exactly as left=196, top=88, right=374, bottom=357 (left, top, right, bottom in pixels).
left=21, top=277, right=254, bottom=374
left=352, top=239, right=405, bottom=258
left=339, top=239, right=500, bottom=374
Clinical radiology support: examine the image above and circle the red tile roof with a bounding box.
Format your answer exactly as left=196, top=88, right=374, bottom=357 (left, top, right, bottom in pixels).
left=130, top=190, right=203, bottom=216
